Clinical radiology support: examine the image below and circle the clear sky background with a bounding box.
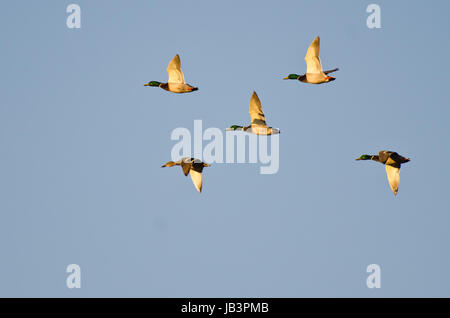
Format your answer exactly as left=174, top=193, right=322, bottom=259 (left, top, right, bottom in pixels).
left=1, top=0, right=449, bottom=297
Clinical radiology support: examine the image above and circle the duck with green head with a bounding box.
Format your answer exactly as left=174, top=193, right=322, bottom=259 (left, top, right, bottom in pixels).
left=356, top=150, right=410, bottom=196
left=226, top=91, right=280, bottom=135
left=283, top=36, right=339, bottom=84
left=144, top=54, right=198, bottom=93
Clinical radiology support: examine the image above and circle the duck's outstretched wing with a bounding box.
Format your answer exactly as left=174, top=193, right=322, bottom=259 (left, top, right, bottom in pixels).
left=189, top=170, right=203, bottom=193
left=385, top=164, right=400, bottom=196
left=304, top=36, right=323, bottom=74
left=167, top=54, right=185, bottom=84
left=180, top=158, right=193, bottom=176
left=249, top=91, right=267, bottom=126
left=378, top=150, right=394, bottom=164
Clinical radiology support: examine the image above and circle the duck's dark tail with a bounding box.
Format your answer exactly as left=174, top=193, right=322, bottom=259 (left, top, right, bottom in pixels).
left=324, top=68, right=339, bottom=75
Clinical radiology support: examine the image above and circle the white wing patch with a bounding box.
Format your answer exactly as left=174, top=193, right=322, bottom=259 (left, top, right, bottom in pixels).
left=167, top=54, right=185, bottom=84
left=304, top=36, right=323, bottom=74
left=189, top=169, right=203, bottom=193
left=385, top=165, right=400, bottom=196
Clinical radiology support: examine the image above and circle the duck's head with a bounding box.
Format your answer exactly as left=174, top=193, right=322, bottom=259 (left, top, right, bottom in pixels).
left=144, top=81, right=162, bottom=87
left=161, top=161, right=177, bottom=167
left=355, top=154, right=371, bottom=161
left=283, top=74, right=300, bottom=80
left=226, top=125, right=244, bottom=131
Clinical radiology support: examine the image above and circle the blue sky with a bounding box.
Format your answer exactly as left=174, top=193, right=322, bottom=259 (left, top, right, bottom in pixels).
left=1, top=0, right=450, bottom=297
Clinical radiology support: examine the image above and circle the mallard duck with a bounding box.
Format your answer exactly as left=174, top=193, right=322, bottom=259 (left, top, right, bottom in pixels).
left=144, top=54, right=198, bottom=93
left=226, top=91, right=280, bottom=135
left=356, top=151, right=410, bottom=196
left=161, top=157, right=210, bottom=193
left=283, top=36, right=338, bottom=84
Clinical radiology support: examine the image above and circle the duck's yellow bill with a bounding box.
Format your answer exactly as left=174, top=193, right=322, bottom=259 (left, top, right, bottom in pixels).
left=283, top=76, right=289, bottom=80
left=144, top=83, right=149, bottom=86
